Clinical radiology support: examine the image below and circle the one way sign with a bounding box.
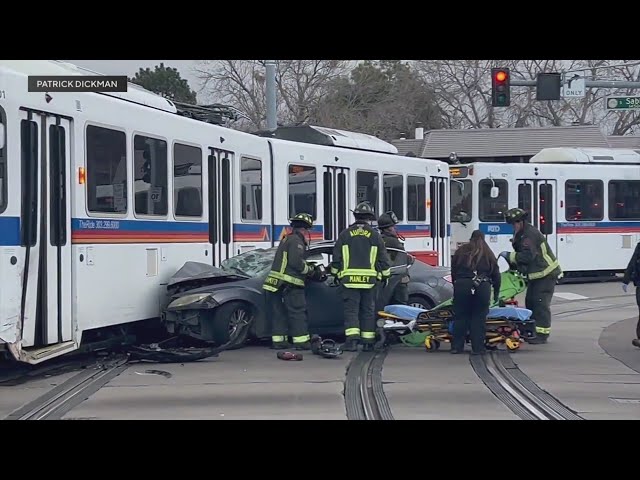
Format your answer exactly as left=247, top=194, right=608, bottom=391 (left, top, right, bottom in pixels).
left=562, top=71, right=586, bottom=98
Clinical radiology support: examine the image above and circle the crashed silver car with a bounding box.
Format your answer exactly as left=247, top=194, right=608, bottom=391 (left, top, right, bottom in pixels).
left=161, top=241, right=454, bottom=349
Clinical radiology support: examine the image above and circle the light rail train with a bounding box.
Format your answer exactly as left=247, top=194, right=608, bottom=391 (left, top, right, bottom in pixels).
left=449, top=147, right=640, bottom=278
left=0, top=60, right=450, bottom=364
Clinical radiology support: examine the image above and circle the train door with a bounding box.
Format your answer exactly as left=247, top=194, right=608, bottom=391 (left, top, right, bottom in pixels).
left=516, top=178, right=558, bottom=255
left=322, top=166, right=350, bottom=241
left=429, top=175, right=449, bottom=266
left=208, top=147, right=234, bottom=266
left=18, top=108, right=73, bottom=351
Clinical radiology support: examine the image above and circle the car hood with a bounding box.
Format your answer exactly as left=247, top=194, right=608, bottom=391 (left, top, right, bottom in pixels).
left=167, top=261, right=250, bottom=288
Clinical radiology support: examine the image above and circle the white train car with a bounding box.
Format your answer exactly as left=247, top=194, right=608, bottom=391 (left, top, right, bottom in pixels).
left=449, top=147, right=640, bottom=278
left=0, top=60, right=450, bottom=365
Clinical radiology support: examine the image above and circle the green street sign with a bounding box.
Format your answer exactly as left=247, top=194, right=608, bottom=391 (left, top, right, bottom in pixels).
left=606, top=96, right=640, bottom=110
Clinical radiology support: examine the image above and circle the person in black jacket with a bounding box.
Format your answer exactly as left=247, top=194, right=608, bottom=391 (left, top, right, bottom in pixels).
left=262, top=212, right=317, bottom=350
left=450, top=230, right=501, bottom=355
left=377, top=211, right=409, bottom=305
left=621, top=241, right=640, bottom=348
left=331, top=202, right=392, bottom=352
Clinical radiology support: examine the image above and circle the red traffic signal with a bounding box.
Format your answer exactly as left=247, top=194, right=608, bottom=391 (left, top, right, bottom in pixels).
left=491, top=67, right=511, bottom=107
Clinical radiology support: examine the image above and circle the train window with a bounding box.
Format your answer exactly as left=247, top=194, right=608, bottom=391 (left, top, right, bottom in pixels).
left=408, top=176, right=427, bottom=222
left=134, top=135, right=168, bottom=217
left=86, top=125, right=127, bottom=214
left=450, top=179, right=471, bottom=222
left=241, top=157, right=263, bottom=221
left=383, top=174, right=404, bottom=221
left=564, top=180, right=603, bottom=221
left=173, top=143, right=203, bottom=218
left=356, top=171, right=379, bottom=215
left=479, top=179, right=508, bottom=222
left=0, top=106, right=6, bottom=214
left=609, top=180, right=640, bottom=221
left=518, top=184, right=532, bottom=216
left=288, top=164, right=317, bottom=219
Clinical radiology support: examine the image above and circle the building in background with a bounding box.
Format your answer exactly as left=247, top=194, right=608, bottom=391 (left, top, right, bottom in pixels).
left=391, top=125, right=640, bottom=163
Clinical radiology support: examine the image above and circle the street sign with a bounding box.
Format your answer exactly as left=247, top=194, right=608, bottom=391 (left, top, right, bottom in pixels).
left=606, top=96, right=640, bottom=110
left=562, top=71, right=586, bottom=98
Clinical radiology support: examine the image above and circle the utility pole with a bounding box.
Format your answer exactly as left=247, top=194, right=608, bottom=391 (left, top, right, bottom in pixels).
left=265, top=60, right=277, bottom=130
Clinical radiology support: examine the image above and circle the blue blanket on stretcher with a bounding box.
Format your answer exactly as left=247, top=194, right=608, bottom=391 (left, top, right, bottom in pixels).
left=383, top=305, right=533, bottom=322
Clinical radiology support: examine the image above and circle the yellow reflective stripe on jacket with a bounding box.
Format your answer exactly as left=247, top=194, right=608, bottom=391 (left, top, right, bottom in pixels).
left=361, top=331, right=376, bottom=339
left=272, top=335, right=285, bottom=342
left=266, top=271, right=305, bottom=286
left=509, top=250, right=517, bottom=264
left=528, top=242, right=562, bottom=280
left=536, top=327, right=550, bottom=335
left=338, top=268, right=378, bottom=278
left=345, top=327, right=361, bottom=337
left=292, top=334, right=310, bottom=344
left=342, top=282, right=375, bottom=289
left=262, top=284, right=278, bottom=292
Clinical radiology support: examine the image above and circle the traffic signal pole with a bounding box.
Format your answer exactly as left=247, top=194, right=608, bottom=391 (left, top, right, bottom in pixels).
left=510, top=79, right=640, bottom=88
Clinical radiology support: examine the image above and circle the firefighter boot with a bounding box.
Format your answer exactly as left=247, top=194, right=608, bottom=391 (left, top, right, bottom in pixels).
left=271, top=341, right=290, bottom=349
left=527, top=334, right=548, bottom=344
left=362, top=343, right=374, bottom=352
left=633, top=339, right=640, bottom=348
left=342, top=337, right=359, bottom=352
left=295, top=341, right=311, bottom=351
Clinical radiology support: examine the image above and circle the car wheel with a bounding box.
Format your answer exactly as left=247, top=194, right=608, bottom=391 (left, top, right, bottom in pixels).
left=210, top=301, right=254, bottom=350
left=408, top=295, right=434, bottom=311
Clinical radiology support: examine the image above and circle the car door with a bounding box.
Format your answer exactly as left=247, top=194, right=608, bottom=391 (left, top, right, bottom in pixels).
left=303, top=246, right=344, bottom=334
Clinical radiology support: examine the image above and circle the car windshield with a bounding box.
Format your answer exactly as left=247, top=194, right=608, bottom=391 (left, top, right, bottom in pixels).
left=220, top=248, right=277, bottom=278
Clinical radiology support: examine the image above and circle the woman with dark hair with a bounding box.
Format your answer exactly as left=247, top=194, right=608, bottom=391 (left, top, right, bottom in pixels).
left=450, top=230, right=501, bottom=355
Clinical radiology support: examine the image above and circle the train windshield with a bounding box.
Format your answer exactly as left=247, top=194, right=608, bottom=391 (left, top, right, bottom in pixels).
left=450, top=179, right=472, bottom=223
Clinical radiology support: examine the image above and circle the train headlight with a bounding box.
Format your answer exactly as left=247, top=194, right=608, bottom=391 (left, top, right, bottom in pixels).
left=167, top=293, right=216, bottom=310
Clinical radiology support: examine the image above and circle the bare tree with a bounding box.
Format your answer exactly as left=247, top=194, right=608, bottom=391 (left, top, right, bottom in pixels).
left=193, top=60, right=350, bottom=131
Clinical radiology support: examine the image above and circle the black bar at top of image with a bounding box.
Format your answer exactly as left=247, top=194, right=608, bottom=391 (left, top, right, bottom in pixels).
left=28, top=76, right=128, bottom=93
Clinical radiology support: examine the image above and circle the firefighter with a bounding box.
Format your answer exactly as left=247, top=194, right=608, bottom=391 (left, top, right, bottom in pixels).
left=377, top=210, right=409, bottom=305
left=499, top=207, right=562, bottom=344
left=262, top=212, right=316, bottom=351
left=331, top=202, right=392, bottom=352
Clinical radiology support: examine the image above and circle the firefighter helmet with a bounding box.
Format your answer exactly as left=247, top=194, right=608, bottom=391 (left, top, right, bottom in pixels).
left=289, top=212, right=314, bottom=229
left=504, top=207, right=529, bottom=224
left=377, top=211, right=399, bottom=229
left=352, top=201, right=376, bottom=219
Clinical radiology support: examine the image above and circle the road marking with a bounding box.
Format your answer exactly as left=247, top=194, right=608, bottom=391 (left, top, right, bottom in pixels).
left=554, top=292, right=590, bottom=301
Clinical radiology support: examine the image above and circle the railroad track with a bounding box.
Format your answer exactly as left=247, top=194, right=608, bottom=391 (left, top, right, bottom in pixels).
left=344, top=349, right=394, bottom=420
left=471, top=351, right=583, bottom=420
left=3, top=354, right=129, bottom=420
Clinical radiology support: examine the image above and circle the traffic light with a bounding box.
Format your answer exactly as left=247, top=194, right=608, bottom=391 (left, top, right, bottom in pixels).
left=491, top=67, right=510, bottom=107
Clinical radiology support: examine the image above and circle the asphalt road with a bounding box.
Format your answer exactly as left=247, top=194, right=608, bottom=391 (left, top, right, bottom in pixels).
left=1, top=281, right=639, bottom=420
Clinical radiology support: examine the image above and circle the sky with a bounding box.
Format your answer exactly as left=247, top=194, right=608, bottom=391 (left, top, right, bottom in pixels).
left=66, top=60, right=207, bottom=101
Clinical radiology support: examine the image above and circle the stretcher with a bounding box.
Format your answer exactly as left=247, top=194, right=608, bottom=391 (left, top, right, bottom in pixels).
left=375, top=269, right=537, bottom=352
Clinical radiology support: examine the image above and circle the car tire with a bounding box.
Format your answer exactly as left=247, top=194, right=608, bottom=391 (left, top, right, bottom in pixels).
left=408, top=295, right=434, bottom=311
left=210, top=301, right=254, bottom=350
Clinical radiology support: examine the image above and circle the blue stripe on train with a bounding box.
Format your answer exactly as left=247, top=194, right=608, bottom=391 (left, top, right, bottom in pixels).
left=0, top=216, right=20, bottom=246
left=481, top=221, right=640, bottom=236
left=71, top=218, right=208, bottom=232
